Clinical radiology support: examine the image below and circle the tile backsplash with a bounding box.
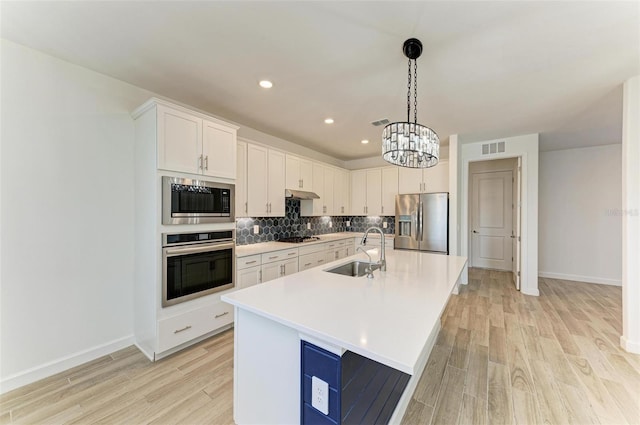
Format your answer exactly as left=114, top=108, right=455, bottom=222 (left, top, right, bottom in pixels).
left=236, top=199, right=395, bottom=245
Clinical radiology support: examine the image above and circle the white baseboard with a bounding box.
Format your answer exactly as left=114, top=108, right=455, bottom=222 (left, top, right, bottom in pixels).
left=0, top=335, right=134, bottom=394
left=620, top=336, right=640, bottom=354
left=538, top=271, right=622, bottom=286
left=521, top=287, right=540, bottom=296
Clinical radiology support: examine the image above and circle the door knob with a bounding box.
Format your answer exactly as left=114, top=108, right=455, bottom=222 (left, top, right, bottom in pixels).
left=472, top=230, right=479, bottom=234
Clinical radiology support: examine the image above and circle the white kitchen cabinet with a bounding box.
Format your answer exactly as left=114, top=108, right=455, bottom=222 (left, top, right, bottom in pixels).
left=334, top=168, right=350, bottom=216
left=398, top=160, right=449, bottom=194
left=237, top=265, right=262, bottom=289
left=351, top=170, right=368, bottom=215
left=366, top=169, right=382, bottom=215
left=236, top=141, right=248, bottom=217
left=246, top=144, right=286, bottom=217
left=298, top=251, right=327, bottom=271
left=301, top=163, right=334, bottom=216
left=268, top=150, right=286, bottom=216
left=202, top=120, right=237, bottom=179
left=156, top=104, right=238, bottom=178
left=381, top=167, right=399, bottom=216
left=262, top=258, right=298, bottom=282
left=323, top=167, right=335, bottom=215
left=351, top=168, right=384, bottom=216
left=285, top=155, right=313, bottom=191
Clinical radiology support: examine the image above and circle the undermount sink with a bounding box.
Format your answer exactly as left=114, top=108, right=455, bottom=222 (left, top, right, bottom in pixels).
left=325, top=261, right=381, bottom=277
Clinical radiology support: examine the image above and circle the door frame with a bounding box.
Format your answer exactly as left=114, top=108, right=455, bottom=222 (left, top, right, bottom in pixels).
left=459, top=134, right=539, bottom=296
left=469, top=165, right=515, bottom=272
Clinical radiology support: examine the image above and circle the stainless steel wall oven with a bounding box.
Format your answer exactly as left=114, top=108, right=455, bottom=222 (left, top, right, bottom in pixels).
left=162, top=230, right=235, bottom=307
left=162, top=176, right=234, bottom=225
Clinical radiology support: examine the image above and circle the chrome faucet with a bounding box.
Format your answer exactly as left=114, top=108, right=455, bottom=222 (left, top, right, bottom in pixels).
left=356, top=246, right=375, bottom=279
left=361, top=227, right=387, bottom=271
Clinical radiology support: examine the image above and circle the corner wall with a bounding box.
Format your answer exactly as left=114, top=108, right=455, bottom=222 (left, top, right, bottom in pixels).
left=0, top=40, right=152, bottom=391
left=539, top=145, right=622, bottom=285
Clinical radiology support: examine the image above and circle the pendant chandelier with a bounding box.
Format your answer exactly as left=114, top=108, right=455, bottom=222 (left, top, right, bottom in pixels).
left=382, top=38, right=439, bottom=168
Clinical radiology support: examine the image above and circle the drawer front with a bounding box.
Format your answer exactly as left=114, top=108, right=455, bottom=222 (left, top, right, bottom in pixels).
left=298, top=242, right=327, bottom=256
left=299, top=252, right=324, bottom=271
left=157, top=309, right=201, bottom=353
left=203, top=301, right=234, bottom=332
left=157, top=302, right=234, bottom=353
left=237, top=254, right=261, bottom=270
left=261, top=248, right=298, bottom=264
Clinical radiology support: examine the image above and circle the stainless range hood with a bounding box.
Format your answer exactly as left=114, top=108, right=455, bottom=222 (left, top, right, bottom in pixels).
left=285, top=189, right=320, bottom=200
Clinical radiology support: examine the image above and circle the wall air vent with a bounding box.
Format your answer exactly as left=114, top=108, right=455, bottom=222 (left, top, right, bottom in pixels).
left=481, top=141, right=506, bottom=155
left=371, top=118, right=390, bottom=127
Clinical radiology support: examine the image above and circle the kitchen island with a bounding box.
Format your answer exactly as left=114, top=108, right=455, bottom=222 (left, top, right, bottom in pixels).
left=222, top=248, right=467, bottom=424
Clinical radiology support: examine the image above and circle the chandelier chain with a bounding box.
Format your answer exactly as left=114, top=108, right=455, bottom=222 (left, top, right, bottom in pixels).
left=414, top=59, right=418, bottom=124
left=407, top=58, right=412, bottom=123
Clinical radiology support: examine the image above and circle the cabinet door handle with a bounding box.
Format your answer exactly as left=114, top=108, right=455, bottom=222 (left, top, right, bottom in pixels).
left=304, top=262, right=312, bottom=267
left=174, top=325, right=192, bottom=334
left=269, top=203, right=272, bottom=213
left=288, top=252, right=297, bottom=256
left=382, top=206, right=384, bottom=214
left=268, top=256, right=278, bottom=260
left=245, top=202, right=248, bottom=214
left=317, top=259, right=324, bottom=263
left=245, top=260, right=257, bottom=264
left=266, top=203, right=269, bottom=213
left=204, top=155, right=209, bottom=171
left=258, top=270, right=262, bottom=283
left=215, top=312, right=229, bottom=319
left=199, top=155, right=203, bottom=170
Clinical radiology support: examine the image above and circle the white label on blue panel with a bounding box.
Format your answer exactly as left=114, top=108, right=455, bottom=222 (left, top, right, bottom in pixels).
left=311, top=376, right=329, bottom=415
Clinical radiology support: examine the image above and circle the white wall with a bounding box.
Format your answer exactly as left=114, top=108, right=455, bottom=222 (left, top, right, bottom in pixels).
left=0, top=40, right=154, bottom=390
left=539, top=145, right=622, bottom=285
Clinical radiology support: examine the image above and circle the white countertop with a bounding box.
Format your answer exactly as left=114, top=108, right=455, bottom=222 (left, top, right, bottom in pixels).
left=223, top=249, right=467, bottom=374
left=235, top=231, right=394, bottom=257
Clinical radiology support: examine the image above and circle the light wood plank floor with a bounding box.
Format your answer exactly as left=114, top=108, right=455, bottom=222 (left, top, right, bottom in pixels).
left=2, top=269, right=639, bottom=424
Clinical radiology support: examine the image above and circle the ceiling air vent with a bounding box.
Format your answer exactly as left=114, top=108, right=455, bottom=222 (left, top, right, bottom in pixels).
left=481, top=141, right=506, bottom=155
left=371, top=118, right=390, bottom=127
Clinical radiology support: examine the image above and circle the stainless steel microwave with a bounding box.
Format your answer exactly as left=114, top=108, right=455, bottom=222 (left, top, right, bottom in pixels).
left=162, top=176, right=234, bottom=225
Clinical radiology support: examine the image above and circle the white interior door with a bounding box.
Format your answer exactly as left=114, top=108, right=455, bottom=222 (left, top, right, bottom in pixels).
left=471, top=170, right=513, bottom=270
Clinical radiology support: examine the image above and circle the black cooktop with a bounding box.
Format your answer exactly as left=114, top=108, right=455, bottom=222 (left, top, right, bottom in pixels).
left=277, top=236, right=321, bottom=243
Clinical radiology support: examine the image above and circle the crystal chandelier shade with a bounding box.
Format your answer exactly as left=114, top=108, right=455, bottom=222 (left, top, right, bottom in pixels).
left=382, top=38, right=439, bottom=169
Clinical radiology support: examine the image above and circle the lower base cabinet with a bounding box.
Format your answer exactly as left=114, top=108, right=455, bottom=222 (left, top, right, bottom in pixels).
left=301, top=341, right=410, bottom=425
left=157, top=301, right=234, bottom=354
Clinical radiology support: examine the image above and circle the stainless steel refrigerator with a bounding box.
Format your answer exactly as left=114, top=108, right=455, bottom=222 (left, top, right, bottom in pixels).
left=395, top=192, right=449, bottom=254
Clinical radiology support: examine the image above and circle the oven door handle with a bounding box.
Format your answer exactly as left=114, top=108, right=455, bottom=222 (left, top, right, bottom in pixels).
left=165, top=242, right=235, bottom=256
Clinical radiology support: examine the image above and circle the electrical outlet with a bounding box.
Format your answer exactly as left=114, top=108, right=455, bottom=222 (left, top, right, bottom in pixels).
left=329, top=221, right=333, bottom=228
left=383, top=221, right=388, bottom=229
left=253, top=225, right=259, bottom=234
left=306, top=223, right=311, bottom=230
left=346, top=220, right=351, bottom=227
left=311, top=376, right=329, bottom=415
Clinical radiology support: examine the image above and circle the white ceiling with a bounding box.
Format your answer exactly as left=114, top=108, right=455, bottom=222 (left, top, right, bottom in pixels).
left=2, top=1, right=638, bottom=159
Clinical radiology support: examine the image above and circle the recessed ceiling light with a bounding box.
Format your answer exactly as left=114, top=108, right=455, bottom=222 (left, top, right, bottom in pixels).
left=259, top=80, right=273, bottom=89
left=324, top=118, right=334, bottom=124
left=361, top=139, right=369, bottom=144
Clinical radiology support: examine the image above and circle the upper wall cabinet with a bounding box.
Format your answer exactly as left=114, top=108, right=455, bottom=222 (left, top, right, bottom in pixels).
left=398, top=160, right=449, bottom=194
left=285, top=155, right=313, bottom=191
left=236, top=140, right=248, bottom=217
left=350, top=167, right=398, bottom=216
left=334, top=168, right=350, bottom=216
left=246, top=144, right=285, bottom=217
left=137, top=100, right=238, bottom=179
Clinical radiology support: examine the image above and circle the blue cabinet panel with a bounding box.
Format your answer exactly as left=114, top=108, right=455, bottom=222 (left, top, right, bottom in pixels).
left=302, top=343, right=340, bottom=388
left=303, top=403, right=338, bottom=425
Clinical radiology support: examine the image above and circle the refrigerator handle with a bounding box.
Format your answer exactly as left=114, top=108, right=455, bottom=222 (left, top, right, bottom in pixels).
left=417, top=202, right=423, bottom=242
